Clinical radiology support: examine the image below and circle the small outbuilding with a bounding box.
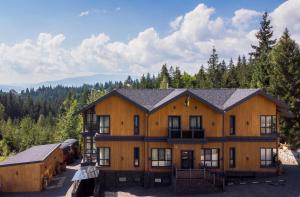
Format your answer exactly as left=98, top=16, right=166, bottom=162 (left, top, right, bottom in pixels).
left=0, top=143, right=63, bottom=192
left=60, top=139, right=80, bottom=164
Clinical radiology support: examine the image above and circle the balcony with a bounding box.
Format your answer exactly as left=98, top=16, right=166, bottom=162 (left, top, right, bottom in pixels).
left=169, top=128, right=205, bottom=139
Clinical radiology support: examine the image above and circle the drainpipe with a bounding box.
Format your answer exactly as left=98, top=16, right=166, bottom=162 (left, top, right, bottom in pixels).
left=222, top=113, right=225, bottom=174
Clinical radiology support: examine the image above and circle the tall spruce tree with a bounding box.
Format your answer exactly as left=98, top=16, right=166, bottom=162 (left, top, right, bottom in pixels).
left=207, top=48, right=220, bottom=88
left=225, top=58, right=239, bottom=88
left=270, top=29, right=300, bottom=147
left=250, top=12, right=276, bottom=89
left=196, top=65, right=208, bottom=88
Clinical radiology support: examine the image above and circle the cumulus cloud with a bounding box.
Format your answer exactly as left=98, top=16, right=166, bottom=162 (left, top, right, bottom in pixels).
left=271, top=0, right=300, bottom=41
left=1, top=1, right=300, bottom=84
left=232, top=9, right=261, bottom=29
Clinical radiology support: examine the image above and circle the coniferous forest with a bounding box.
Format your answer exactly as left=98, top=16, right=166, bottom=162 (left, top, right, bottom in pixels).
left=0, top=12, right=299, bottom=159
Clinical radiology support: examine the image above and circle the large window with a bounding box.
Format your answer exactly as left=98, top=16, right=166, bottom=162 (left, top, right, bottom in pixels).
left=98, top=147, right=110, bottom=166
left=151, top=148, right=172, bottom=167
left=230, top=115, right=236, bottom=135
left=260, top=115, right=277, bottom=134
left=99, top=115, right=110, bottom=134
left=201, top=148, right=219, bottom=168
left=260, top=148, right=277, bottom=167
left=190, top=116, right=202, bottom=129
left=134, top=147, right=140, bottom=167
left=229, top=147, right=236, bottom=168
left=134, top=115, right=140, bottom=135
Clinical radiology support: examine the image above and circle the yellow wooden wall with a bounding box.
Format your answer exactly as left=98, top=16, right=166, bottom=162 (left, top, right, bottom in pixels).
left=96, top=141, right=145, bottom=171
left=148, top=96, right=223, bottom=137
left=0, top=163, right=42, bottom=192
left=223, top=141, right=277, bottom=172
left=224, top=95, right=277, bottom=136
left=0, top=147, right=64, bottom=192
left=95, top=95, right=146, bottom=136
left=40, top=147, right=64, bottom=180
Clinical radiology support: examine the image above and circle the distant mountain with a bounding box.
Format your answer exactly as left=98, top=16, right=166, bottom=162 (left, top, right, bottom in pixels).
left=0, top=73, right=137, bottom=92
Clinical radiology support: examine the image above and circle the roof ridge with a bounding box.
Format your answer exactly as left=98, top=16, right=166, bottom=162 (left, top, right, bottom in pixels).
left=222, top=88, right=238, bottom=107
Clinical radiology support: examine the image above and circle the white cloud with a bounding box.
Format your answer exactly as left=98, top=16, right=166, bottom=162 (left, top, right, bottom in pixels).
left=79, top=10, right=90, bottom=17
left=232, top=9, right=261, bottom=29
left=271, top=0, right=300, bottom=41
left=1, top=2, right=300, bottom=84
left=170, top=16, right=183, bottom=31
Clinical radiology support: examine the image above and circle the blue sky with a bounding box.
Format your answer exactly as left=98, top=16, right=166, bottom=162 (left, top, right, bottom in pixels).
left=0, top=0, right=284, bottom=45
left=0, top=0, right=298, bottom=84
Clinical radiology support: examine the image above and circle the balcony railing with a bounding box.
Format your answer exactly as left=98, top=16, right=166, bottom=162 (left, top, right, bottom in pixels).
left=84, top=123, right=98, bottom=132
left=169, top=128, right=205, bottom=139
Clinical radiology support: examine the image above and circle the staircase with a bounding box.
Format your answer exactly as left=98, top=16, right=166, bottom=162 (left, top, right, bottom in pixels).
left=172, top=168, right=225, bottom=195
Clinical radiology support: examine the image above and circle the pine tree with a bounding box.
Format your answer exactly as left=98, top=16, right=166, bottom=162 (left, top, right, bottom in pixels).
left=270, top=29, right=300, bottom=147
left=225, top=58, right=239, bottom=88
left=196, top=65, right=208, bottom=88
left=207, top=48, right=221, bottom=88
left=173, top=67, right=183, bottom=88
left=250, top=12, right=276, bottom=89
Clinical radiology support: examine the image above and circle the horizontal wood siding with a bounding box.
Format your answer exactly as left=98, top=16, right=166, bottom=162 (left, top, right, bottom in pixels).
left=95, top=95, right=146, bottom=136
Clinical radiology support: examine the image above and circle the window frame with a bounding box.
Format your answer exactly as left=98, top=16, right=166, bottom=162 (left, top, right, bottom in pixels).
left=260, top=148, right=277, bottom=168
left=229, top=147, right=236, bottom=168
left=189, top=116, right=203, bottom=130
left=229, top=115, right=236, bottom=135
left=168, top=116, right=181, bottom=130
left=85, top=110, right=97, bottom=131
left=133, top=115, right=140, bottom=135
left=200, top=148, right=219, bottom=168
left=98, top=147, right=111, bottom=166
left=134, top=147, right=140, bottom=167
left=98, top=115, right=110, bottom=134
left=260, top=115, right=277, bottom=135
left=151, top=148, right=172, bottom=167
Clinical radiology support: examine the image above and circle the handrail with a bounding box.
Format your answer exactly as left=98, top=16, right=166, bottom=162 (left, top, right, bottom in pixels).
left=168, top=128, right=205, bottom=139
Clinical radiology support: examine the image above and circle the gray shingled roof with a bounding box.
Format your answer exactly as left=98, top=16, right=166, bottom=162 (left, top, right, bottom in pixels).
left=78, top=88, right=289, bottom=114
left=0, top=143, right=60, bottom=167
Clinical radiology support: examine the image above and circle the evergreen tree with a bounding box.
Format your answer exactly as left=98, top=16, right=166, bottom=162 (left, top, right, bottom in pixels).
left=250, top=12, right=276, bottom=89
left=207, top=48, right=221, bottom=88
left=225, top=58, right=239, bottom=88
left=196, top=65, right=208, bottom=88
left=270, top=29, right=300, bottom=147
left=172, top=67, right=183, bottom=88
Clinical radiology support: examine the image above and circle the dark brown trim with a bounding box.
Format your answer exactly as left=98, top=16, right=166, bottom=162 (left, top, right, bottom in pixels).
left=94, top=135, right=277, bottom=143
left=98, top=147, right=111, bottom=167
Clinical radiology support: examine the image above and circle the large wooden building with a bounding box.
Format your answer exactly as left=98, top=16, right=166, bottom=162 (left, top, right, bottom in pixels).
left=78, top=88, right=291, bottom=192
left=0, top=143, right=63, bottom=192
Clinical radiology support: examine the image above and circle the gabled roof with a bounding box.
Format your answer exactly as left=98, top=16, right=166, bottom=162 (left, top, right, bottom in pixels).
left=0, top=143, right=60, bottom=167
left=77, top=88, right=290, bottom=115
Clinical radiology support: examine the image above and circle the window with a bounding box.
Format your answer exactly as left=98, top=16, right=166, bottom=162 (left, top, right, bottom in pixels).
left=201, top=148, right=219, bottom=168
left=260, top=148, right=277, bottom=167
left=134, top=147, right=140, bottom=167
left=99, top=115, right=110, bottom=134
left=84, top=136, right=96, bottom=162
left=229, top=147, right=236, bottom=168
left=151, top=148, right=172, bottom=167
left=260, top=115, right=277, bottom=134
left=168, top=116, right=181, bottom=130
left=230, top=115, right=236, bottom=135
left=190, top=116, right=202, bottom=129
left=98, top=147, right=110, bottom=166
left=85, top=111, right=97, bottom=131
left=134, top=115, right=140, bottom=135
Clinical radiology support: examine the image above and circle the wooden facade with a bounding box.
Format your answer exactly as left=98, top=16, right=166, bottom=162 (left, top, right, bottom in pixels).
left=0, top=144, right=64, bottom=192
left=81, top=89, right=285, bottom=189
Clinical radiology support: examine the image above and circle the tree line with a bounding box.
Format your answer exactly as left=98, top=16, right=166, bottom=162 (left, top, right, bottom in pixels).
left=0, top=12, right=299, bottom=159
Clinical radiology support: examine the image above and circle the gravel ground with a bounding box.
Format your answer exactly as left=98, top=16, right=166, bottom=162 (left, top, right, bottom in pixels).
left=113, top=165, right=300, bottom=197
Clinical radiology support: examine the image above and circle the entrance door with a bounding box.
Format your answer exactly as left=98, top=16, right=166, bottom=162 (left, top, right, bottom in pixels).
left=181, top=151, right=194, bottom=169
